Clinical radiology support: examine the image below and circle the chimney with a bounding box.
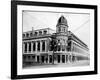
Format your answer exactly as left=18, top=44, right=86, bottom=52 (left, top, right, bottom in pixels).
left=32, top=27, right=34, bottom=34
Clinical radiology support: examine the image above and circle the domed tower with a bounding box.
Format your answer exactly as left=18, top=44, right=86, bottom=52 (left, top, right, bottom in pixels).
left=55, top=15, right=69, bottom=51
left=56, top=15, right=68, bottom=34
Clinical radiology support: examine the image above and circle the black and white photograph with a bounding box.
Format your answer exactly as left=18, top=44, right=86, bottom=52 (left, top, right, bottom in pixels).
left=11, top=1, right=97, bottom=79
left=22, top=11, right=90, bottom=68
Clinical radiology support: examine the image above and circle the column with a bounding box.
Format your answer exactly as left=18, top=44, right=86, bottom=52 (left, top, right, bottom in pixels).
left=65, top=55, right=66, bottom=63
left=70, top=55, right=72, bottom=62
left=66, top=45, right=67, bottom=52
left=47, top=39, right=49, bottom=52
left=35, top=55, right=37, bottom=62
left=61, top=27, right=62, bottom=32
left=60, top=44, right=61, bottom=52
left=71, top=41, right=73, bottom=63
left=75, top=56, right=77, bottom=61
left=47, top=38, right=50, bottom=52
left=40, top=41, right=42, bottom=52
left=60, top=55, right=62, bottom=63
left=39, top=55, right=41, bottom=64
left=65, top=45, right=67, bottom=52
left=48, top=55, right=49, bottom=64
left=66, top=55, right=68, bottom=63
left=64, top=44, right=66, bottom=53
left=60, top=45, right=62, bottom=52
left=68, top=55, right=70, bottom=63
left=71, top=54, right=73, bottom=62
left=71, top=41, right=73, bottom=52
left=56, top=45, right=58, bottom=53
left=23, top=43, right=25, bottom=53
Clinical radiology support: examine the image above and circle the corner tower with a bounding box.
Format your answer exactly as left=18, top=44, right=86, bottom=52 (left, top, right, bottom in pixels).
left=54, top=15, right=69, bottom=52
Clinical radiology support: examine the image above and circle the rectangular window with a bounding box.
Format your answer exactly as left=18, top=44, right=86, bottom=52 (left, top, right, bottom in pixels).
left=29, top=43, right=31, bottom=52
left=33, top=42, right=35, bottom=51
left=37, top=42, right=40, bottom=51
left=42, top=41, right=45, bottom=51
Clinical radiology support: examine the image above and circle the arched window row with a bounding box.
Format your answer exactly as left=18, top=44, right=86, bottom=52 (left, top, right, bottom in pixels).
left=50, top=43, right=67, bottom=51
left=56, top=39, right=67, bottom=45
left=57, top=27, right=67, bottom=33
left=23, top=30, right=48, bottom=38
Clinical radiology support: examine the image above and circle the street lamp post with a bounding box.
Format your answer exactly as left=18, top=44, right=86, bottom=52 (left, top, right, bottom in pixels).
left=50, top=34, right=57, bottom=64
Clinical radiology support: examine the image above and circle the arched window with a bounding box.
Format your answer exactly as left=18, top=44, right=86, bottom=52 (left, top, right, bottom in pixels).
left=62, top=45, right=65, bottom=51
left=42, top=41, right=45, bottom=51
left=44, top=30, right=47, bottom=34
left=23, top=34, right=25, bottom=38
left=32, top=56, right=35, bottom=61
left=33, top=42, right=35, bottom=51
left=32, top=56, right=35, bottom=59
left=37, top=42, right=40, bottom=51
left=29, top=42, right=31, bottom=52
left=23, top=55, right=26, bottom=60
left=58, top=27, right=61, bottom=32
left=58, top=45, right=61, bottom=51
left=49, top=55, right=52, bottom=63
left=30, top=32, right=33, bottom=37
left=26, top=33, right=29, bottom=37
left=63, top=27, right=66, bottom=32
left=28, top=56, right=31, bottom=59
left=57, top=55, right=60, bottom=63
left=39, top=31, right=42, bottom=35
left=62, top=55, right=65, bottom=63
left=35, top=32, right=38, bottom=36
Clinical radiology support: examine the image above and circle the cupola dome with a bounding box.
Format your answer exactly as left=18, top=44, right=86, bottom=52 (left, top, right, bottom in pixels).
left=57, top=15, right=68, bottom=26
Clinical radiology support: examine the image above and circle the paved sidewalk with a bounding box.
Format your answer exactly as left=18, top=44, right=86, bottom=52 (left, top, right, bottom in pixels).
left=23, top=60, right=90, bottom=69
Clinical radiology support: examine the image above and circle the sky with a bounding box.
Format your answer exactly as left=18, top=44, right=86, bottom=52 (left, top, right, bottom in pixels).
left=23, top=11, right=90, bottom=48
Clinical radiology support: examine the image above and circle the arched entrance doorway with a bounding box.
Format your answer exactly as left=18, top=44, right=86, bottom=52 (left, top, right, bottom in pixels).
left=57, top=55, right=60, bottom=63
left=62, top=55, right=65, bottom=63
left=41, top=56, right=45, bottom=63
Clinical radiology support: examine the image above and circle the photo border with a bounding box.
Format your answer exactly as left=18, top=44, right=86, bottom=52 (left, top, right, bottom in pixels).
left=11, top=1, right=98, bottom=79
